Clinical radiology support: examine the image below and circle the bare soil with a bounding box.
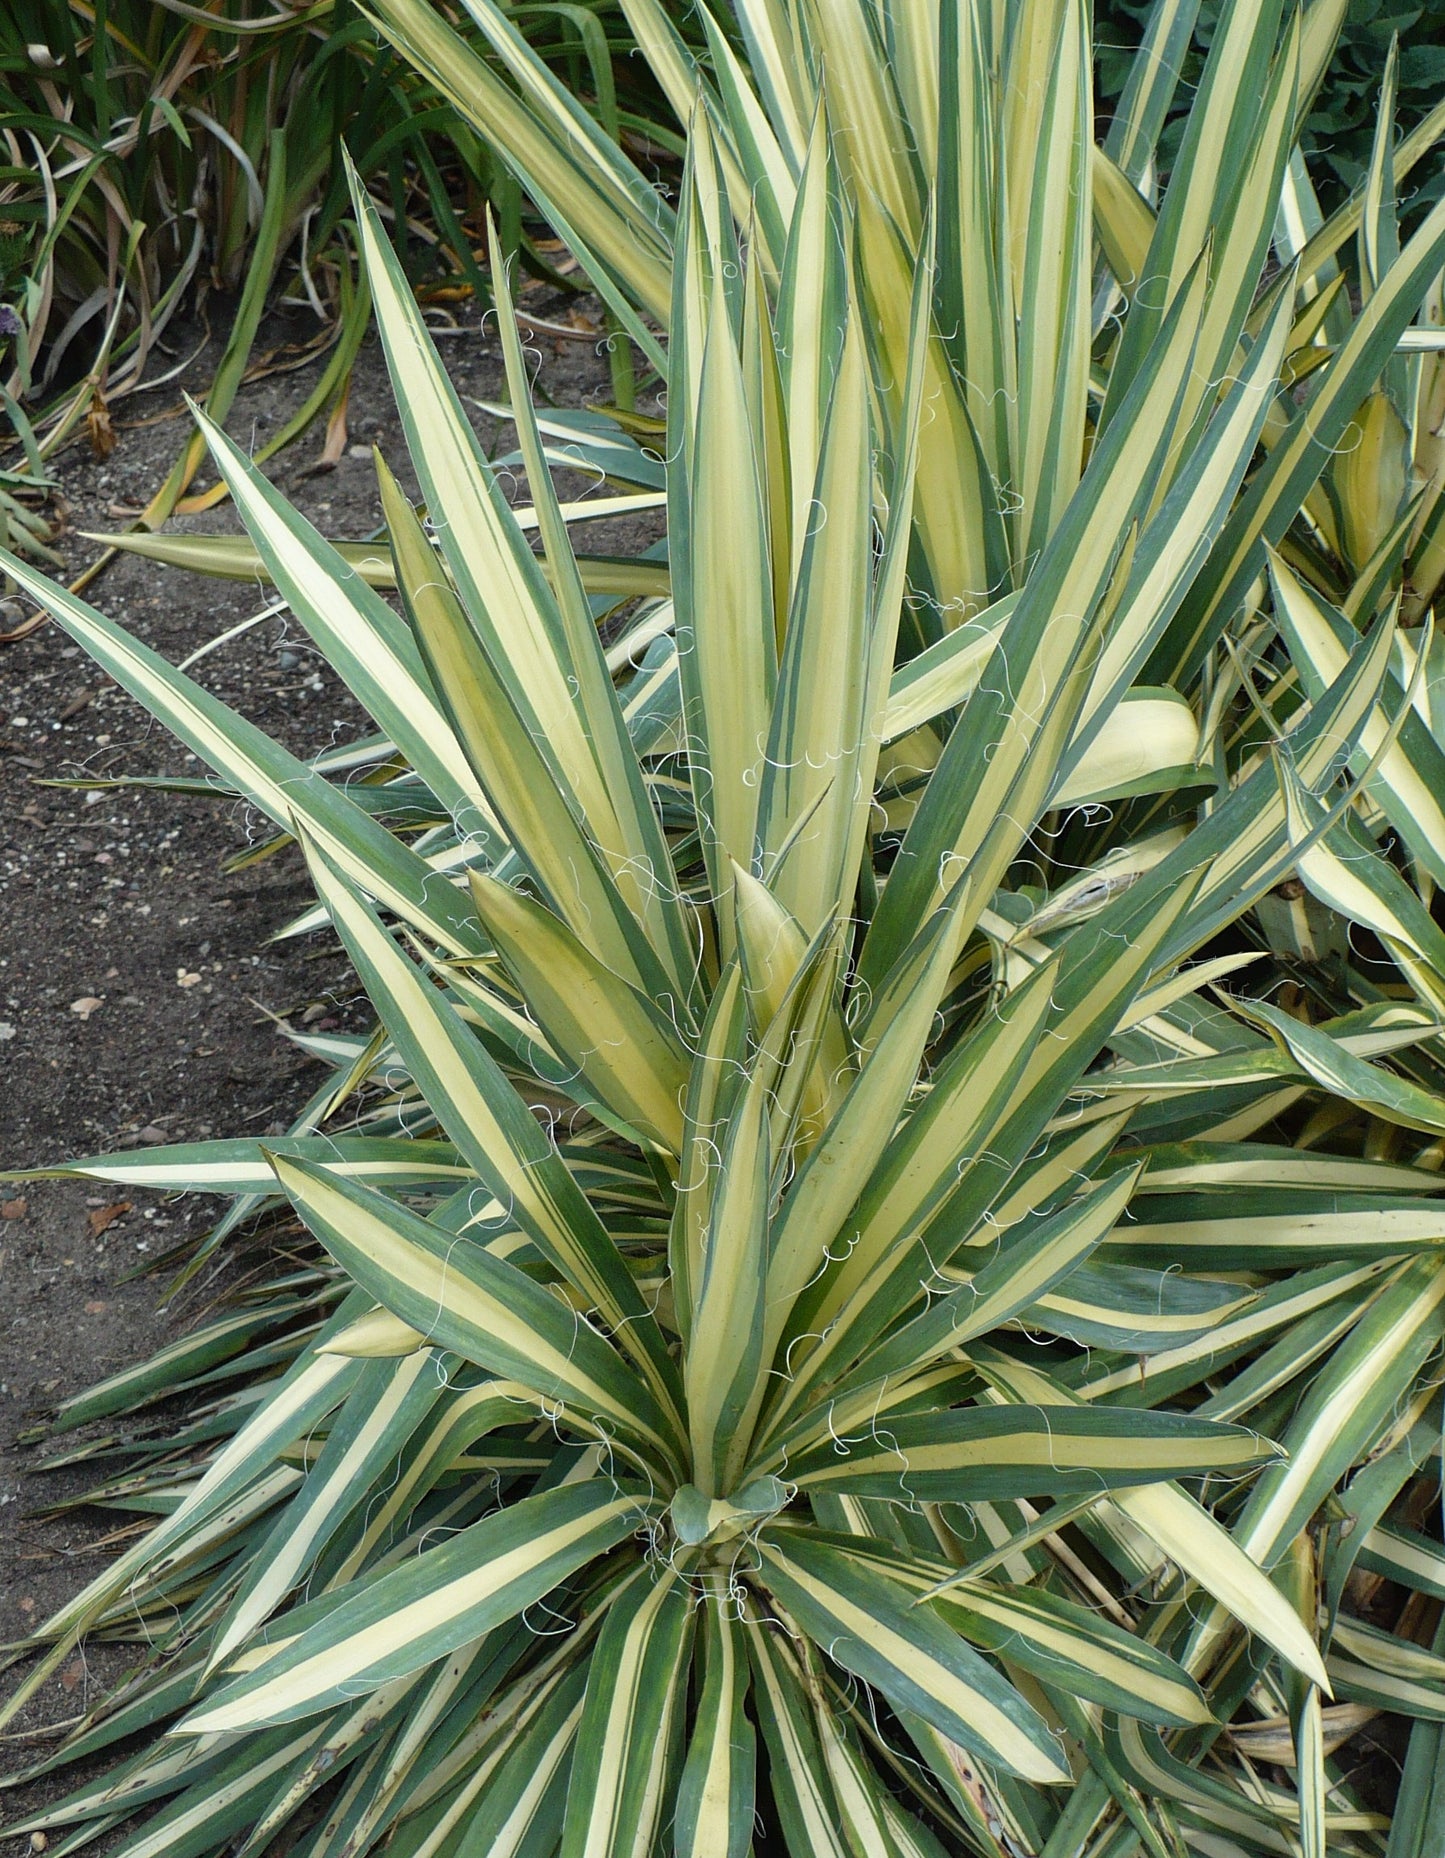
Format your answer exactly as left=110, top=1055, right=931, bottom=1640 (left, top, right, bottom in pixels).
left=0, top=294, right=651, bottom=1840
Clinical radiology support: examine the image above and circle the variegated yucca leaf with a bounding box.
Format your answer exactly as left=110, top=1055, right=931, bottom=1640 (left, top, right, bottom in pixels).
left=7, top=4, right=1445, bottom=1855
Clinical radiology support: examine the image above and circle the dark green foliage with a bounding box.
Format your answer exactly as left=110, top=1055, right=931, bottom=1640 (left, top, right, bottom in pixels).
left=1097, top=0, right=1445, bottom=214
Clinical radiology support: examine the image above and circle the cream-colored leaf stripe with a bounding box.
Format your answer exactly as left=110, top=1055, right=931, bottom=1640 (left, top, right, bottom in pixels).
left=181, top=1486, right=646, bottom=1733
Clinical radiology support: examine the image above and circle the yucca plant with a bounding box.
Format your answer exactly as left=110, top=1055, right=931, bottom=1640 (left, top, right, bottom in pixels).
left=7, top=2, right=1445, bottom=1855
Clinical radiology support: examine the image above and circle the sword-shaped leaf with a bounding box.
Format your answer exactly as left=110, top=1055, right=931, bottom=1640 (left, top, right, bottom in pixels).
left=298, top=835, right=678, bottom=1408
left=469, top=871, right=690, bottom=1155
left=185, top=404, right=494, bottom=840
left=684, top=1052, right=770, bottom=1493
left=1018, top=1258, right=1256, bottom=1354
left=859, top=256, right=1210, bottom=988
left=788, top=1401, right=1273, bottom=1503
left=742, top=1620, right=852, bottom=1858
left=180, top=1482, right=649, bottom=1734
left=207, top=1352, right=445, bottom=1672
left=765, top=876, right=983, bottom=1337
left=1158, top=183, right=1445, bottom=679
left=973, top=1353, right=1328, bottom=1688
left=932, top=1581, right=1211, bottom=1730
left=755, top=308, right=872, bottom=935
left=1270, top=547, right=1445, bottom=887
left=756, top=1530, right=1069, bottom=1783
left=485, top=221, right=692, bottom=993
left=10, top=1136, right=469, bottom=1198
left=561, top=1568, right=693, bottom=1858
left=1229, top=1255, right=1445, bottom=1574
left=677, top=257, right=777, bottom=901
left=832, top=1165, right=1143, bottom=1400
left=674, top=1590, right=755, bottom=1858
left=359, top=0, right=673, bottom=330
left=266, top=1153, right=682, bottom=1467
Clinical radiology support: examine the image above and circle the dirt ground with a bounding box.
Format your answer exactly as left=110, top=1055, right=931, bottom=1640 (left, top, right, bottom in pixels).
left=0, top=292, right=649, bottom=1838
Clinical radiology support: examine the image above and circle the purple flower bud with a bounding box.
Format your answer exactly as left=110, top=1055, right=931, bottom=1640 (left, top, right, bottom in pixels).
left=0, top=306, right=21, bottom=339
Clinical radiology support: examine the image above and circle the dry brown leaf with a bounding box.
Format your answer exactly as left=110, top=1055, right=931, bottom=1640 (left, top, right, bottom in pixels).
left=87, top=1201, right=131, bottom=1236
left=87, top=390, right=116, bottom=460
